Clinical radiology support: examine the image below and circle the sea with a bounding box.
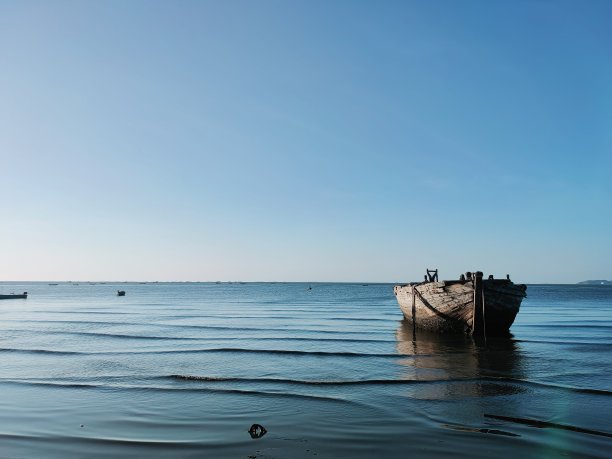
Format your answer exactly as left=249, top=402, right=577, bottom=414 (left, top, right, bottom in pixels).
left=0, top=282, right=610, bottom=458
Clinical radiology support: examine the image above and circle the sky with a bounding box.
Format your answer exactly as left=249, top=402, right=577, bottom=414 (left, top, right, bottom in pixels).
left=1, top=0, right=610, bottom=283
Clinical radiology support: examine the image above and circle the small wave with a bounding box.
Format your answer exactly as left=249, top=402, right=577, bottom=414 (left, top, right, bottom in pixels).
left=3, top=373, right=607, bottom=397
left=146, top=348, right=400, bottom=358
left=484, top=414, right=612, bottom=438
left=325, top=317, right=396, bottom=322
left=441, top=423, right=519, bottom=437
left=1, top=329, right=394, bottom=344
left=12, top=330, right=201, bottom=341
left=253, top=336, right=394, bottom=344
left=67, top=332, right=196, bottom=341
left=156, top=314, right=394, bottom=322
left=0, top=379, right=362, bottom=405
left=166, top=374, right=612, bottom=395
left=154, top=324, right=389, bottom=335
left=167, top=375, right=479, bottom=386
left=0, top=380, right=99, bottom=389
left=1, top=319, right=390, bottom=336
left=0, top=347, right=402, bottom=358
left=0, top=348, right=85, bottom=356
left=0, top=432, right=208, bottom=449
left=522, top=324, right=612, bottom=329
left=27, top=310, right=139, bottom=315
left=515, top=339, right=612, bottom=347
left=1, top=319, right=145, bottom=327
left=480, top=376, right=612, bottom=396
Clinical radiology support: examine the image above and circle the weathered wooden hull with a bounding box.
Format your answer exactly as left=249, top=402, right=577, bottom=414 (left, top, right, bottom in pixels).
left=394, top=280, right=526, bottom=335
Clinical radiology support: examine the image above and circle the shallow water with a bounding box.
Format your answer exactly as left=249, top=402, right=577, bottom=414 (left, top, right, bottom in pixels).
left=0, top=282, right=610, bottom=458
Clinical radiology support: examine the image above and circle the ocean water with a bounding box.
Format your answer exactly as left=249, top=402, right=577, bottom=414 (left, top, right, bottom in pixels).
left=0, top=282, right=610, bottom=458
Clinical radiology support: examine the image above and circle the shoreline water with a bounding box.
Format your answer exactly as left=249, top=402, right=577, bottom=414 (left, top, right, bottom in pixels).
left=0, top=282, right=610, bottom=457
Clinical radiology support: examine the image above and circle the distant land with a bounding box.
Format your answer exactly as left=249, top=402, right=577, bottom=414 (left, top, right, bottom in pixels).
left=578, top=280, right=612, bottom=285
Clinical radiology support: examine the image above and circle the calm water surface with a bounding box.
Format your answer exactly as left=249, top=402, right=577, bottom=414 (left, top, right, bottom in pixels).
left=0, top=282, right=610, bottom=458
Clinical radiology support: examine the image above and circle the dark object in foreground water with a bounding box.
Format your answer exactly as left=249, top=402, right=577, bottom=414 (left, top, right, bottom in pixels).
left=0, top=292, right=28, bottom=300
left=484, top=414, right=612, bottom=438
left=117, top=290, right=126, bottom=296
left=248, top=424, right=267, bottom=439
left=394, top=269, right=526, bottom=336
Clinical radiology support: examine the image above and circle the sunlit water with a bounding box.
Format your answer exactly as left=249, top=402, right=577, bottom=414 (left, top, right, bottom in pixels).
left=0, top=282, right=610, bottom=458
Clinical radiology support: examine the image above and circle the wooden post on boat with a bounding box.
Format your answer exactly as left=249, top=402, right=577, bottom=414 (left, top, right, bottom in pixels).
left=411, top=287, right=417, bottom=335
left=472, top=271, right=485, bottom=336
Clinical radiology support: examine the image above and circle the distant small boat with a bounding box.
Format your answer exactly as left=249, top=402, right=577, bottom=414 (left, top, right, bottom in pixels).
left=48, top=283, right=59, bottom=286
left=117, top=290, right=126, bottom=296
left=394, top=269, right=526, bottom=336
left=0, top=292, right=28, bottom=300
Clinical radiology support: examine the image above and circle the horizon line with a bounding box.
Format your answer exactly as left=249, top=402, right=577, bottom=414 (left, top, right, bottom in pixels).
left=0, top=279, right=597, bottom=285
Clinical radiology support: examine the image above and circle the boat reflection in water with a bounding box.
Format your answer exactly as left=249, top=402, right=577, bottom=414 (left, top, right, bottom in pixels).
left=395, top=320, right=525, bottom=400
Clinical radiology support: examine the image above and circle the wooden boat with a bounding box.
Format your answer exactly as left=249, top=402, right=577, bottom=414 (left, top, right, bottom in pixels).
left=0, top=292, right=28, bottom=300
left=117, top=290, right=126, bottom=296
left=394, top=270, right=526, bottom=336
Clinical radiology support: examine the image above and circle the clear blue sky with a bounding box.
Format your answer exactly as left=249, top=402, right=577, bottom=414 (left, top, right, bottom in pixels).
left=1, top=0, right=610, bottom=283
